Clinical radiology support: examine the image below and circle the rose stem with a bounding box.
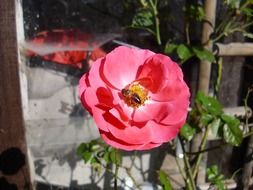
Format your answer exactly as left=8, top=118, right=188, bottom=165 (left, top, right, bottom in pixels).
left=114, top=164, right=119, bottom=190
left=192, top=125, right=210, bottom=179
left=179, top=137, right=196, bottom=190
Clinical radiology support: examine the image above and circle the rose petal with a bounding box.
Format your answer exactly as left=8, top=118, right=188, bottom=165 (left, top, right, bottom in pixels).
left=103, top=110, right=152, bottom=144
left=150, top=79, right=190, bottom=102
left=79, top=73, right=90, bottom=98
left=136, top=54, right=168, bottom=93
left=102, top=46, right=154, bottom=89
left=82, top=87, right=109, bottom=132
left=160, top=99, right=189, bottom=125
left=146, top=120, right=181, bottom=143
left=132, top=100, right=173, bottom=123
left=79, top=57, right=106, bottom=98
left=100, top=131, right=161, bottom=151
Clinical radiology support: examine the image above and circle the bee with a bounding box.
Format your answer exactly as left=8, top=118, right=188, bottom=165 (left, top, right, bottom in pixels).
left=121, top=89, right=142, bottom=105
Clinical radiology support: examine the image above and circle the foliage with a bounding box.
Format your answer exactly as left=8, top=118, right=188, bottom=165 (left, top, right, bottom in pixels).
left=207, top=165, right=226, bottom=190
left=77, top=140, right=122, bottom=175
left=158, top=170, right=173, bottom=190
left=186, top=92, right=243, bottom=147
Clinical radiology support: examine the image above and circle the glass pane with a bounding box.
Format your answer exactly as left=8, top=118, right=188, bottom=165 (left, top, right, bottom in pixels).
left=21, top=1, right=155, bottom=189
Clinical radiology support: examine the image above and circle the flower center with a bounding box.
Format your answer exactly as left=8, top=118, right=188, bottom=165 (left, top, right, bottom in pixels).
left=121, top=83, right=149, bottom=108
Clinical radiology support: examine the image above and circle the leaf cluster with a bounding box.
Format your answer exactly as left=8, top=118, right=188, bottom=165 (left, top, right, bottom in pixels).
left=164, top=43, right=215, bottom=63
left=180, top=92, right=243, bottom=146
left=207, top=165, right=226, bottom=190
left=77, top=140, right=122, bottom=174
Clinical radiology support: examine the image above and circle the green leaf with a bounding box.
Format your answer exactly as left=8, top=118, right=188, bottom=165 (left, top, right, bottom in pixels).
left=210, top=118, right=221, bottom=137
left=193, top=47, right=215, bottom=62
left=90, top=157, right=101, bottom=165
left=176, top=44, right=193, bottom=61
left=159, top=170, right=173, bottom=190
left=76, top=143, right=88, bottom=157
left=207, top=165, right=219, bottom=180
left=82, top=152, right=92, bottom=163
left=222, top=114, right=242, bottom=146
left=243, top=32, right=253, bottom=39
left=207, top=165, right=226, bottom=190
left=164, top=43, right=178, bottom=54
left=109, top=149, right=122, bottom=165
left=184, top=5, right=205, bottom=21
left=180, top=123, right=196, bottom=141
left=241, top=7, right=253, bottom=16
left=103, top=151, right=110, bottom=164
left=196, top=6, right=205, bottom=21
left=200, top=113, right=214, bottom=126
left=225, top=0, right=240, bottom=9
left=196, top=92, right=223, bottom=116
left=132, top=9, right=154, bottom=27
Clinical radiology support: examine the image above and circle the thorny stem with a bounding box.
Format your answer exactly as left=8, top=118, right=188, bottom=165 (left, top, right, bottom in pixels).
left=139, top=0, right=148, bottom=7
left=125, top=167, right=142, bottom=190
left=169, top=141, right=187, bottom=182
left=244, top=87, right=253, bottom=129
left=214, top=58, right=223, bottom=97
left=114, top=164, right=119, bottom=190
left=240, top=0, right=251, bottom=10
left=212, top=20, right=253, bottom=43
left=192, top=125, right=210, bottom=179
left=98, top=160, right=141, bottom=190
left=186, top=143, right=226, bottom=155
left=175, top=156, right=187, bottom=181
left=149, top=0, right=162, bottom=45
left=185, top=22, right=190, bottom=45
left=179, top=137, right=196, bottom=190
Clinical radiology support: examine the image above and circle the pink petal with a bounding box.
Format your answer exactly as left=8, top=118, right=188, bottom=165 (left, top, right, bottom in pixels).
left=146, top=120, right=181, bottom=143
left=87, top=57, right=108, bottom=88
left=132, top=100, right=173, bottom=123
left=150, top=79, right=190, bottom=102
left=136, top=54, right=168, bottom=93
left=79, top=57, right=106, bottom=98
left=160, top=98, right=189, bottom=125
left=79, top=73, right=90, bottom=98
left=82, top=87, right=109, bottom=132
left=103, top=110, right=153, bottom=144
left=100, top=131, right=161, bottom=151
left=102, top=46, right=154, bottom=89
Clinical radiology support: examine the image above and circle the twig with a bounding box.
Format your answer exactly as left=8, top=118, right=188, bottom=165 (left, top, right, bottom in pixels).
left=179, top=137, right=196, bottom=190
left=175, top=156, right=187, bottom=182
left=192, top=126, right=210, bottom=179
left=114, top=164, right=119, bottom=190
left=148, top=0, right=161, bottom=45
left=125, top=167, right=142, bottom=190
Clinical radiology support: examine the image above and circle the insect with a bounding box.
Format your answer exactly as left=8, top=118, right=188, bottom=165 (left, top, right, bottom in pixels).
left=121, top=89, right=142, bottom=105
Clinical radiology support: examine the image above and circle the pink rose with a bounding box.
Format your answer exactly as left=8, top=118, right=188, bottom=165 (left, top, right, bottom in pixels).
left=79, top=46, right=190, bottom=151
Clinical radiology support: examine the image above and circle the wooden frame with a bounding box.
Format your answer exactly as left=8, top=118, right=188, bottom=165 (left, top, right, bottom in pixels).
left=0, top=0, right=32, bottom=189
left=192, top=0, right=253, bottom=188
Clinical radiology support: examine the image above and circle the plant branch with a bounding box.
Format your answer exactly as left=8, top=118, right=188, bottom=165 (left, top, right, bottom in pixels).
left=179, top=137, right=196, bottom=190
left=149, top=0, right=161, bottom=45
left=185, top=22, right=190, bottom=45
left=192, top=126, right=210, bottom=179
left=124, top=167, right=142, bottom=190
left=114, top=164, right=119, bottom=190
left=175, top=156, right=187, bottom=182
